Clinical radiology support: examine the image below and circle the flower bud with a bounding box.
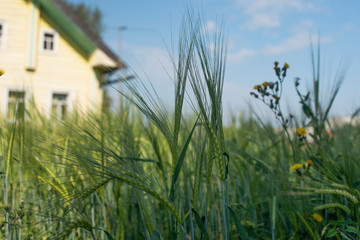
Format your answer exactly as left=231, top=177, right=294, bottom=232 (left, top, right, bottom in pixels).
left=3, top=204, right=10, bottom=212
left=268, top=82, right=274, bottom=89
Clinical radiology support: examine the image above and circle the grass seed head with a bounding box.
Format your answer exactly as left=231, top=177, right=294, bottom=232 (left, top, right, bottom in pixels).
left=312, top=213, right=323, bottom=222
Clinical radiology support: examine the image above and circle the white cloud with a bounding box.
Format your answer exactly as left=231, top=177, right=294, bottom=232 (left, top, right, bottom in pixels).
left=236, top=0, right=314, bottom=14
left=262, top=32, right=331, bottom=55
left=203, top=20, right=218, bottom=34
left=290, top=19, right=314, bottom=33
left=236, top=0, right=315, bottom=30
left=228, top=48, right=256, bottom=63
left=342, top=23, right=360, bottom=32
left=244, top=13, right=280, bottom=30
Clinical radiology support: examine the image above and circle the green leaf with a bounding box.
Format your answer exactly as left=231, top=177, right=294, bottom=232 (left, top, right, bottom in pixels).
left=192, top=208, right=209, bottom=240
left=295, top=211, right=317, bottom=240
left=152, top=230, right=161, bottom=240
left=228, top=206, right=249, bottom=240
left=302, top=104, right=314, bottom=119
left=346, top=226, right=360, bottom=236
left=325, top=228, right=337, bottom=238
left=338, top=230, right=354, bottom=240
left=93, top=227, right=115, bottom=240
left=170, top=117, right=199, bottom=201
left=331, top=220, right=357, bottom=226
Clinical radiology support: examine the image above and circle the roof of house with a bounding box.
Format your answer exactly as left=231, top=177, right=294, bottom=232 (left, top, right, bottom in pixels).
left=38, top=0, right=125, bottom=70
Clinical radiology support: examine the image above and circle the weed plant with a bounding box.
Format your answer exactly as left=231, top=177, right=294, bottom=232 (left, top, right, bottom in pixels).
left=0, top=15, right=359, bottom=240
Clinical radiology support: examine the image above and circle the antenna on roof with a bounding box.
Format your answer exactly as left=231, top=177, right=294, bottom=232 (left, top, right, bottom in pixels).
left=118, top=25, right=127, bottom=67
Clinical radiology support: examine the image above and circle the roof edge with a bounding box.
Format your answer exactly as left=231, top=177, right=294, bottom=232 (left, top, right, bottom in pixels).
left=38, top=0, right=97, bottom=56
left=48, top=0, right=126, bottom=69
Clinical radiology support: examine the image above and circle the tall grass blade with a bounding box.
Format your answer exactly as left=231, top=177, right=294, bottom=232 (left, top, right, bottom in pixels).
left=38, top=176, right=71, bottom=205
left=192, top=208, right=209, bottom=240
left=170, top=117, right=198, bottom=201
left=228, top=206, right=249, bottom=240
left=5, top=132, right=14, bottom=180
left=93, top=227, right=115, bottom=240
left=296, top=211, right=317, bottom=240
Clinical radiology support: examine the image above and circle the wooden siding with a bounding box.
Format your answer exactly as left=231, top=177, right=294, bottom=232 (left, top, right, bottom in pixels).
left=0, top=0, right=103, bottom=117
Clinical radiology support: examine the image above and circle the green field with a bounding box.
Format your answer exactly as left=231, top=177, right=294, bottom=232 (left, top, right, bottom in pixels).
left=1, top=16, right=359, bottom=240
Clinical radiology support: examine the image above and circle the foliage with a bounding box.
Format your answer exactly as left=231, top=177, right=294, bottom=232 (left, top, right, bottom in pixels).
left=0, top=14, right=358, bottom=240
left=63, top=0, right=103, bottom=36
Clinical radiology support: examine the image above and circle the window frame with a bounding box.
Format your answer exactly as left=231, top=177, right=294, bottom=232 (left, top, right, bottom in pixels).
left=5, top=88, right=29, bottom=121
left=40, top=28, right=59, bottom=54
left=0, top=20, right=8, bottom=51
left=49, top=90, right=74, bottom=119
left=51, top=92, right=69, bottom=119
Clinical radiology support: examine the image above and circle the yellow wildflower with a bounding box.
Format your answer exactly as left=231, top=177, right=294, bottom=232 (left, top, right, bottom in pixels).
left=306, top=160, right=313, bottom=166
left=3, top=204, right=10, bottom=212
left=296, top=128, right=306, bottom=136
left=290, top=163, right=303, bottom=171
left=253, top=85, right=261, bottom=90
left=274, top=61, right=279, bottom=67
left=0, top=69, right=4, bottom=76
left=283, top=62, right=290, bottom=69
left=312, top=213, right=323, bottom=223
left=262, top=82, right=269, bottom=88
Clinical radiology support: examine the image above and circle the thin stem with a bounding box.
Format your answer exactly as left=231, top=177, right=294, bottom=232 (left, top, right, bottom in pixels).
left=221, top=180, right=228, bottom=240
left=186, top=177, right=195, bottom=240
left=284, top=127, right=296, bottom=162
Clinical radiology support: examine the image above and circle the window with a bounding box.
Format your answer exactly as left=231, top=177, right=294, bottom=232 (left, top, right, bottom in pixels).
left=41, top=29, right=58, bottom=53
left=7, top=91, right=25, bottom=119
left=43, top=33, right=54, bottom=50
left=51, top=93, right=68, bottom=119
left=0, top=24, right=3, bottom=46
left=0, top=21, right=7, bottom=51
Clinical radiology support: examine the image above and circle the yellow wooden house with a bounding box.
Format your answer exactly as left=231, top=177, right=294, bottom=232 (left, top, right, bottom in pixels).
left=0, top=0, right=124, bottom=119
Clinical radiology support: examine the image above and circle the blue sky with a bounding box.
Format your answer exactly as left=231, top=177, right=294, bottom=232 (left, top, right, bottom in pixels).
left=69, top=0, right=360, bottom=120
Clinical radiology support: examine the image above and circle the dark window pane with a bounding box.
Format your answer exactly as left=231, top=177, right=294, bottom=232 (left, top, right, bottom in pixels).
left=43, top=33, right=54, bottom=50
left=44, top=33, right=53, bottom=38
left=53, top=94, right=67, bottom=101
left=51, top=104, right=56, bottom=116
left=9, top=91, right=25, bottom=99
left=7, top=91, right=26, bottom=119
left=52, top=93, right=68, bottom=119
left=7, top=102, right=15, bottom=119
left=61, top=105, right=66, bottom=118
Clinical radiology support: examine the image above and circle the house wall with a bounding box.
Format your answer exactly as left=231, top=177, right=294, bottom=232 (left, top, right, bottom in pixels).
left=0, top=0, right=103, bottom=118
